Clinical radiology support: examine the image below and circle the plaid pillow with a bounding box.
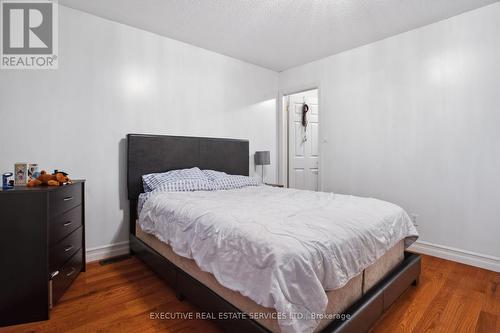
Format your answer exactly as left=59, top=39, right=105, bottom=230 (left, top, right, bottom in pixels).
left=137, top=179, right=214, bottom=214
left=155, top=179, right=214, bottom=192
left=202, top=169, right=230, bottom=181
left=203, top=170, right=259, bottom=190
left=142, top=167, right=209, bottom=192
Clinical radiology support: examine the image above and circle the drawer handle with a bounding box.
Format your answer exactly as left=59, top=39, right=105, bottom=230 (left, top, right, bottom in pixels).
left=64, top=245, right=74, bottom=252
left=63, top=221, right=73, bottom=227
left=66, top=267, right=77, bottom=277
left=63, top=196, right=73, bottom=201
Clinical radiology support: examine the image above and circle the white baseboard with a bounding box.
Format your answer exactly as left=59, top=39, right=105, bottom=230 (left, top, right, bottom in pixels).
left=409, top=240, right=500, bottom=272
left=86, top=241, right=130, bottom=263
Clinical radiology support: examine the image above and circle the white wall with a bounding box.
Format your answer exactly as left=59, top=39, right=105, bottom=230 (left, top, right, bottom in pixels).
left=279, top=3, right=500, bottom=262
left=0, top=6, right=278, bottom=253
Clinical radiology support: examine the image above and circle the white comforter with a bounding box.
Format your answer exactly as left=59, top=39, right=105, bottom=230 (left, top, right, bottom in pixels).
left=139, top=186, right=418, bottom=333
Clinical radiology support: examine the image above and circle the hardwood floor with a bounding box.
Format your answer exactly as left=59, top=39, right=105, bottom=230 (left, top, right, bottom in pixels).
left=371, top=255, right=500, bottom=333
left=1, top=254, right=498, bottom=333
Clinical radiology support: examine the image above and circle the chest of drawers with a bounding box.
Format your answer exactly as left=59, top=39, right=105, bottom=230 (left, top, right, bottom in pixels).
left=0, top=181, right=85, bottom=327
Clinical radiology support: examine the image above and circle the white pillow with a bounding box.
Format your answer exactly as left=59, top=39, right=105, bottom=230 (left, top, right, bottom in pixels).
left=142, top=167, right=209, bottom=192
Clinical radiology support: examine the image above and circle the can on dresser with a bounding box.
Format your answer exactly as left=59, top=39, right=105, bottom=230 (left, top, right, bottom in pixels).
left=14, top=163, right=29, bottom=186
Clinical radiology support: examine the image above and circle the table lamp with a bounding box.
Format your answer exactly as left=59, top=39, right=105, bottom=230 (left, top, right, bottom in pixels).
left=254, top=151, right=270, bottom=183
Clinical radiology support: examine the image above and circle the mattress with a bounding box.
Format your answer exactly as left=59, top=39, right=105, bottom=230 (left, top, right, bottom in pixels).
left=138, top=186, right=417, bottom=333
left=136, top=223, right=404, bottom=332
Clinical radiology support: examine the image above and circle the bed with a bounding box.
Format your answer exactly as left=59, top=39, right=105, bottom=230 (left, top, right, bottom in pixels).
left=127, top=133, right=421, bottom=333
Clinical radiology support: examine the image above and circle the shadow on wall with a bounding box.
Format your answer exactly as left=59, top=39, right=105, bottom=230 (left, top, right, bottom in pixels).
left=118, top=138, right=130, bottom=238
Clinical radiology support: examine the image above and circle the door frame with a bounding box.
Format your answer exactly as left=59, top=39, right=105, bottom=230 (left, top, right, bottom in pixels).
left=277, top=84, right=322, bottom=189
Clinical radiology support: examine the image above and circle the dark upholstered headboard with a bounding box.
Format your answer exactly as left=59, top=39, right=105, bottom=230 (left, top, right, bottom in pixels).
left=127, top=134, right=249, bottom=234
left=127, top=134, right=249, bottom=200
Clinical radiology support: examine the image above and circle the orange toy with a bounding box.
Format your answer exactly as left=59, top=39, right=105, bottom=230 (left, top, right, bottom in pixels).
left=27, top=170, right=71, bottom=187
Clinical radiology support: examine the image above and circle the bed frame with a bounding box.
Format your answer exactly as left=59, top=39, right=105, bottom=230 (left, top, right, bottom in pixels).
left=127, top=133, right=421, bottom=333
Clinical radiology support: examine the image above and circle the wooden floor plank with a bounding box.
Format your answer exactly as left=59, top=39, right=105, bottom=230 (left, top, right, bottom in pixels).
left=370, top=256, right=453, bottom=333
left=1, top=254, right=499, bottom=333
left=475, top=311, right=497, bottom=333
left=372, top=256, right=499, bottom=333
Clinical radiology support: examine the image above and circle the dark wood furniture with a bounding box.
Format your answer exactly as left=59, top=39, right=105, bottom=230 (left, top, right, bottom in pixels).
left=0, top=181, right=86, bottom=327
left=127, top=134, right=421, bottom=333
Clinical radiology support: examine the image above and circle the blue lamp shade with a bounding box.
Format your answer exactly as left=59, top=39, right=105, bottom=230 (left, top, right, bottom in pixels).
left=254, top=151, right=270, bottom=166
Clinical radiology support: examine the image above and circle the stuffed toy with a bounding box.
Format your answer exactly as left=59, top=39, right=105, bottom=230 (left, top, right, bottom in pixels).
left=27, top=170, right=71, bottom=187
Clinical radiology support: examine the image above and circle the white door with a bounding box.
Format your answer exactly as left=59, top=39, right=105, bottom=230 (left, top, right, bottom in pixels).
left=288, top=89, right=319, bottom=191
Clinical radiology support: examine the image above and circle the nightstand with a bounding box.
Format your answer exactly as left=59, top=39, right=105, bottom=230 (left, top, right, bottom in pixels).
left=265, top=183, right=284, bottom=188
left=0, top=180, right=86, bottom=327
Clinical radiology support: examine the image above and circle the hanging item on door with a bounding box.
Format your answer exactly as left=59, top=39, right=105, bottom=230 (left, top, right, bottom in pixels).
left=301, top=102, right=309, bottom=143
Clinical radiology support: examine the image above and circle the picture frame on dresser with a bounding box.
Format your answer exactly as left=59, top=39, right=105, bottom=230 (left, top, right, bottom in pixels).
left=0, top=180, right=86, bottom=327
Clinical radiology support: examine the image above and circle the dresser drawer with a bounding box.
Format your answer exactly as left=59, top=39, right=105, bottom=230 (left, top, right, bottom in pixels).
left=50, top=226, right=82, bottom=272
left=49, top=183, right=82, bottom=218
left=50, top=205, right=82, bottom=246
left=51, top=248, right=82, bottom=306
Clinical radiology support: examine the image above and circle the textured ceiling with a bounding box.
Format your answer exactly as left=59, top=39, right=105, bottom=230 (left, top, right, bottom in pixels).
left=59, top=0, right=498, bottom=71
